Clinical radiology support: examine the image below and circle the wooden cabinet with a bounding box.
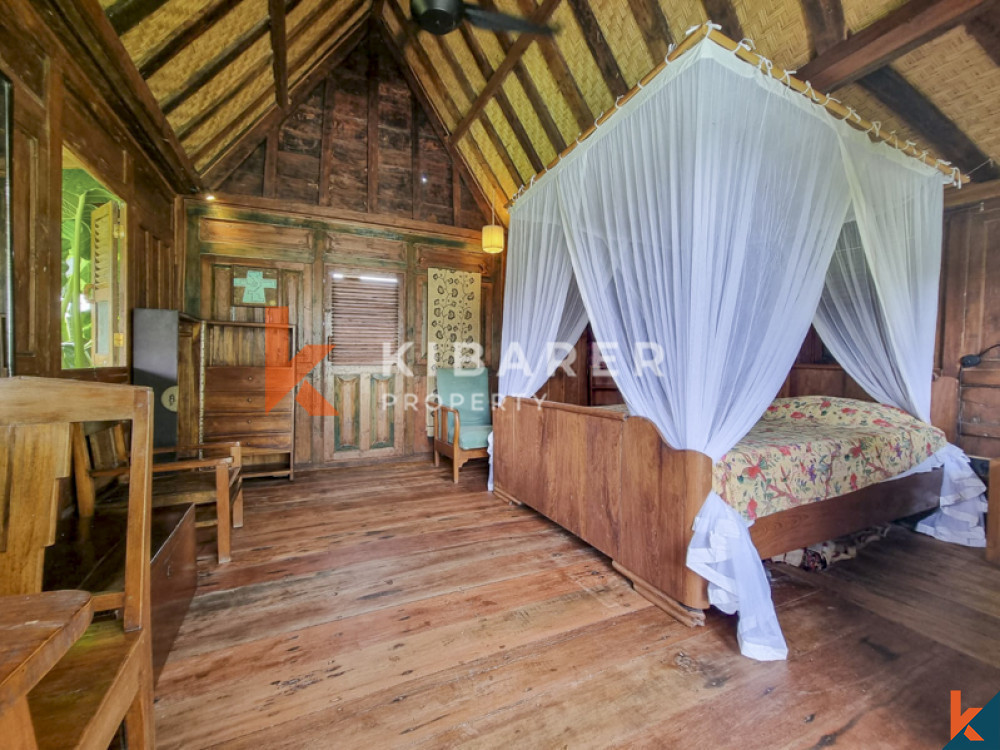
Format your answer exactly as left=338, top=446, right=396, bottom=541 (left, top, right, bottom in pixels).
left=149, top=505, right=196, bottom=686
left=201, top=319, right=296, bottom=480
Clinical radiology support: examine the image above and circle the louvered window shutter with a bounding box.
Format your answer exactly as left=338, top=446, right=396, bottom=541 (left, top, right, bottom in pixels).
left=328, top=272, right=400, bottom=366
left=90, top=201, right=118, bottom=367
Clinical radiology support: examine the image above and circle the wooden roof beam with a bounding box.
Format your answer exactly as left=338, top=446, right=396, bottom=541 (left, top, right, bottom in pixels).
left=798, top=0, right=994, bottom=92
left=430, top=34, right=527, bottom=186
left=200, top=10, right=368, bottom=186
left=800, top=0, right=999, bottom=181
left=448, top=0, right=562, bottom=146
left=701, top=0, right=744, bottom=42
left=160, top=15, right=272, bottom=116
left=626, top=0, right=674, bottom=62
left=510, top=0, right=593, bottom=131
left=175, top=0, right=335, bottom=143
left=458, top=24, right=545, bottom=172
left=177, top=0, right=348, bottom=146
left=966, top=3, right=1000, bottom=66
left=474, top=0, right=569, bottom=152
left=38, top=0, right=201, bottom=192
left=138, top=0, right=244, bottom=78
left=105, top=0, right=171, bottom=35
left=857, top=67, right=1000, bottom=180
left=268, top=0, right=290, bottom=109
left=565, top=0, right=627, bottom=98
left=800, top=0, right=847, bottom=55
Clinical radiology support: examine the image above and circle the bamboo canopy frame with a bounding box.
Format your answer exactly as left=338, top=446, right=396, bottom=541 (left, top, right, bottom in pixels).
left=509, top=23, right=967, bottom=207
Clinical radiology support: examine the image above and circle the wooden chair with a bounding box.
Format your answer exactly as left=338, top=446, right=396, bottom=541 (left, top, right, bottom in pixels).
left=432, top=368, right=492, bottom=483
left=0, top=377, right=155, bottom=749
left=77, top=433, right=244, bottom=564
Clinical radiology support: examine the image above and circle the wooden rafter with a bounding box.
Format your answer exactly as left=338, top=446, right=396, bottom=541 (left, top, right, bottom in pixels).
left=447, top=0, right=562, bottom=146
left=475, top=0, right=570, bottom=152
left=177, top=55, right=272, bottom=141
left=565, top=0, right=627, bottom=97
left=512, top=25, right=966, bottom=203
left=201, top=15, right=368, bottom=186
left=105, top=0, right=170, bottom=35
left=511, top=0, right=593, bottom=132
left=701, top=0, right=743, bottom=41
left=798, top=0, right=993, bottom=91
left=160, top=15, right=273, bottom=116
left=268, top=0, right=290, bottom=109
left=286, top=0, right=365, bottom=82
left=181, top=0, right=361, bottom=149
left=800, top=0, right=846, bottom=55
left=966, top=3, right=1000, bottom=66
left=367, top=30, right=380, bottom=211
left=944, top=178, right=1000, bottom=208
left=858, top=67, right=1000, bottom=179
left=458, top=24, right=544, bottom=172
left=626, top=0, right=674, bottom=63
left=138, top=0, right=244, bottom=78
left=431, top=34, right=525, bottom=185
left=380, top=2, right=500, bottom=220
left=798, top=0, right=999, bottom=181
left=39, top=0, right=201, bottom=192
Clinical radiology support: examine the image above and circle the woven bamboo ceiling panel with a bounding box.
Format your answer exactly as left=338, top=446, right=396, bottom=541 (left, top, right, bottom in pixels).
left=101, top=0, right=1000, bottom=206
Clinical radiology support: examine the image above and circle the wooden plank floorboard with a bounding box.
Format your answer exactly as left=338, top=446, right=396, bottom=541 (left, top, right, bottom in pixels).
left=776, top=529, right=1000, bottom=669
left=154, top=463, right=1000, bottom=749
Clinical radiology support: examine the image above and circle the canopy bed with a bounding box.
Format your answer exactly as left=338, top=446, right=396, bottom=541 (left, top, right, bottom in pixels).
left=491, top=24, right=989, bottom=661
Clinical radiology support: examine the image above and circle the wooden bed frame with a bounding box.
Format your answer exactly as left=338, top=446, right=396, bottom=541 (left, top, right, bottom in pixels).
left=493, top=398, right=947, bottom=625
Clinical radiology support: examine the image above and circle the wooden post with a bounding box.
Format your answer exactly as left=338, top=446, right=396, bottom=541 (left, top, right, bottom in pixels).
left=988, top=458, right=999, bottom=565
left=71, top=423, right=96, bottom=517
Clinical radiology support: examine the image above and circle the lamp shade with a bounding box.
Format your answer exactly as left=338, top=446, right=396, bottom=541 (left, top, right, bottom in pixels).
left=482, top=224, right=504, bottom=254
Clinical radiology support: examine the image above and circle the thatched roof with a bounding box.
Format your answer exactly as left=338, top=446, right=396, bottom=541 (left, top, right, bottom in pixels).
left=99, top=0, right=1000, bottom=214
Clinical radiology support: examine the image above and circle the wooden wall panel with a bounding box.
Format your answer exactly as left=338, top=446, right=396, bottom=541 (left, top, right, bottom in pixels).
left=185, top=198, right=498, bottom=468
left=10, top=95, right=47, bottom=375
left=201, top=254, right=311, bottom=464
left=0, top=0, right=181, bottom=380
left=941, top=197, right=1000, bottom=457
left=216, top=34, right=487, bottom=231
left=275, top=86, right=324, bottom=204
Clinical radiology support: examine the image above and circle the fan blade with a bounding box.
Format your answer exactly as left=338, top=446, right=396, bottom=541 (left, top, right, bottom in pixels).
left=462, top=4, right=555, bottom=35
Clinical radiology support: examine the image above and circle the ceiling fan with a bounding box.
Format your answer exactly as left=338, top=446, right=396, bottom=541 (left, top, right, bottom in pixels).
left=410, top=0, right=556, bottom=36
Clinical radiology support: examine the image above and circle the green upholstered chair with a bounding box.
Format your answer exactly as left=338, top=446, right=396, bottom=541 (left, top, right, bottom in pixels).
left=432, top=368, right=492, bottom=482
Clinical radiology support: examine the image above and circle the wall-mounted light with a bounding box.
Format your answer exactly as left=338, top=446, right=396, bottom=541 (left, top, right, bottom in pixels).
left=205, top=194, right=216, bottom=201
left=482, top=193, right=504, bottom=254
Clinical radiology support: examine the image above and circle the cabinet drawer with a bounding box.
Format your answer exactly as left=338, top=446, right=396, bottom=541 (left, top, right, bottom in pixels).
left=203, top=414, right=292, bottom=437
left=204, top=366, right=271, bottom=394
left=209, top=433, right=293, bottom=451
left=204, top=391, right=292, bottom=414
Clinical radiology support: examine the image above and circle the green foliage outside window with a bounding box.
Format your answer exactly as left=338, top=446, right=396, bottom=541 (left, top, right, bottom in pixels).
left=60, top=167, right=116, bottom=369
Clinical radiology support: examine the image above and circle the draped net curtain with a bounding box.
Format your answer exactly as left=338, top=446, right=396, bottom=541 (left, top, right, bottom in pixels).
left=495, top=36, right=981, bottom=661
left=815, top=142, right=987, bottom=545
left=552, top=42, right=856, bottom=660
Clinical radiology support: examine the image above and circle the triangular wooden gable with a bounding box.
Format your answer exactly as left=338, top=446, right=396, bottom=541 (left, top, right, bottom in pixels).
left=217, top=31, right=488, bottom=230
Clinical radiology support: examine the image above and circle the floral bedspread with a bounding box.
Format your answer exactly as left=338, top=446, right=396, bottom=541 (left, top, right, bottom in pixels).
left=712, top=397, right=947, bottom=522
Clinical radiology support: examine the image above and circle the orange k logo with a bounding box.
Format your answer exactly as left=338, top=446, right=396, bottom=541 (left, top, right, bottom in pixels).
left=264, top=307, right=337, bottom=416
left=952, top=691, right=984, bottom=742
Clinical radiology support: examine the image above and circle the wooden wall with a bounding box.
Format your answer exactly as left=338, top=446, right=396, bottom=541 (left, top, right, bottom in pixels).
left=184, top=198, right=502, bottom=468
left=940, top=190, right=1000, bottom=457
left=216, top=33, right=486, bottom=231
left=1, top=0, right=181, bottom=381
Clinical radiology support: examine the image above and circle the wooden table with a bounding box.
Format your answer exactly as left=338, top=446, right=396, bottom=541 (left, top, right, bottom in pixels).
left=0, top=591, right=93, bottom=750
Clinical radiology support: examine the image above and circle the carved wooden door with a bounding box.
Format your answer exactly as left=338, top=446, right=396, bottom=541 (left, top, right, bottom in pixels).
left=323, top=267, right=404, bottom=461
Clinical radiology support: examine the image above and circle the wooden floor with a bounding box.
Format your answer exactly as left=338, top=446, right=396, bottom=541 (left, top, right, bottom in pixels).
left=154, top=461, right=1000, bottom=749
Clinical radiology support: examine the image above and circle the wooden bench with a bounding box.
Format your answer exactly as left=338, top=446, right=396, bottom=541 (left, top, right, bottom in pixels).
left=76, top=429, right=244, bottom=563
left=0, top=377, right=155, bottom=749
